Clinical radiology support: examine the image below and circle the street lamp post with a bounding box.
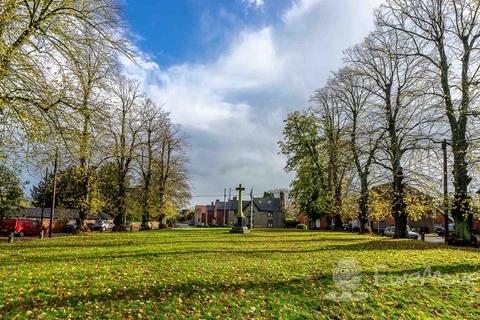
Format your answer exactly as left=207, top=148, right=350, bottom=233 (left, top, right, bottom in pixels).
left=249, top=188, right=254, bottom=229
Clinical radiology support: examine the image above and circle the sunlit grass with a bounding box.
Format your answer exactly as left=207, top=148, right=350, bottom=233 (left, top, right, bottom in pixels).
left=0, top=229, right=479, bottom=319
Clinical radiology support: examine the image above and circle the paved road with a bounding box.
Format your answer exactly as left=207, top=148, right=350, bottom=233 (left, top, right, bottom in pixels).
left=0, top=233, right=69, bottom=243
left=424, top=235, right=445, bottom=243
left=175, top=223, right=194, bottom=228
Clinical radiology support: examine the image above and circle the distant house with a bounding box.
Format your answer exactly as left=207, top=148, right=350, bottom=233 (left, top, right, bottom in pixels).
left=347, top=184, right=454, bottom=233
left=368, top=212, right=454, bottom=234
left=195, top=192, right=286, bottom=228
left=297, top=214, right=330, bottom=230
left=2, top=208, right=112, bottom=232
left=194, top=205, right=207, bottom=226
left=296, top=183, right=456, bottom=233
left=242, top=196, right=285, bottom=228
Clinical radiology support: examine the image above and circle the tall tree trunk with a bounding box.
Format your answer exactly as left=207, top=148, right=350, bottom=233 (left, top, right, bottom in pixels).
left=114, top=170, right=127, bottom=227
left=158, top=184, right=165, bottom=229
left=436, top=38, right=474, bottom=242
left=140, top=129, right=153, bottom=230
left=386, top=88, right=408, bottom=238
left=358, top=177, right=369, bottom=234
left=450, top=40, right=473, bottom=242
left=333, top=214, right=343, bottom=231
left=141, top=175, right=151, bottom=230
left=451, top=139, right=473, bottom=242
left=324, top=214, right=332, bottom=230
left=333, top=183, right=343, bottom=231
left=392, top=166, right=408, bottom=238
left=78, top=106, right=90, bottom=230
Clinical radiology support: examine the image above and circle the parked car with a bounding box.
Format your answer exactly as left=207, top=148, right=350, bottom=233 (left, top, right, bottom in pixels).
left=436, top=223, right=455, bottom=236
left=0, top=219, right=44, bottom=236
left=63, top=222, right=79, bottom=233
left=435, top=226, right=445, bottom=237
left=448, top=223, right=455, bottom=233
left=89, top=220, right=114, bottom=232
left=342, top=223, right=352, bottom=232
left=383, top=225, right=419, bottom=239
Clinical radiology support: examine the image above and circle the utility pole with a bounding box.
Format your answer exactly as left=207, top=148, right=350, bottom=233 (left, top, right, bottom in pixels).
left=442, top=139, right=448, bottom=244
left=213, top=199, right=218, bottom=226
left=49, top=149, right=59, bottom=238
left=223, top=188, right=226, bottom=226
left=249, top=188, right=254, bottom=229
left=227, top=188, right=231, bottom=225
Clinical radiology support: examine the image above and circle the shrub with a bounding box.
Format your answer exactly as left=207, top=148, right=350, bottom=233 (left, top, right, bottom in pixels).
left=296, top=224, right=307, bottom=230
left=285, top=219, right=299, bottom=228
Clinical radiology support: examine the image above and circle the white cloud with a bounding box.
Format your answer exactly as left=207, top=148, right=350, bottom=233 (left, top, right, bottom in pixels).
left=283, top=0, right=322, bottom=23
left=121, top=0, right=384, bottom=205
left=243, top=0, right=265, bottom=9
left=208, top=28, right=283, bottom=91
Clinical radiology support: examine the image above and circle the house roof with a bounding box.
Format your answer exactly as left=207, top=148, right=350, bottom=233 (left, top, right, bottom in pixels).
left=252, top=198, right=282, bottom=212
left=208, top=197, right=283, bottom=213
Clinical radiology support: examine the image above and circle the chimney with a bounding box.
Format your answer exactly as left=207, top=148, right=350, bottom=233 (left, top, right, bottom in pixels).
left=280, top=191, right=285, bottom=211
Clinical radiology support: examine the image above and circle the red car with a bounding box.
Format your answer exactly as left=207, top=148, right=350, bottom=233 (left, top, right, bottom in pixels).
left=0, top=219, right=44, bottom=237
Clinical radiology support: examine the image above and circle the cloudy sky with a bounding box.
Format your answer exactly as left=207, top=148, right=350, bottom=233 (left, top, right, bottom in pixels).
left=121, top=0, right=384, bottom=205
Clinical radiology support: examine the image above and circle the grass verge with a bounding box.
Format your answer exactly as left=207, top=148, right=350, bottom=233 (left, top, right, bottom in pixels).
left=0, top=229, right=479, bottom=319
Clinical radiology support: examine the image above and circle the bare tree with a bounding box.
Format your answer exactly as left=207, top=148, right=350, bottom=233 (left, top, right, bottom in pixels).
left=312, top=85, right=351, bottom=231
left=0, top=0, right=127, bottom=140
left=61, top=24, right=117, bottom=229
left=345, top=27, right=429, bottom=238
left=135, top=98, right=168, bottom=230
left=330, top=67, right=383, bottom=233
left=378, top=0, right=480, bottom=241
left=107, top=75, right=143, bottom=229
left=155, top=122, right=189, bottom=228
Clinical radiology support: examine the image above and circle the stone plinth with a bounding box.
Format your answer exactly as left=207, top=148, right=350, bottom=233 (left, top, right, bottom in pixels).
left=229, top=226, right=250, bottom=234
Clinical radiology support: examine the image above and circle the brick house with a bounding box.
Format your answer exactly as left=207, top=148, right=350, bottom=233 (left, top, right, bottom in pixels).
left=194, top=202, right=228, bottom=226
left=297, top=214, right=329, bottom=230
left=364, top=184, right=446, bottom=233
left=195, top=192, right=286, bottom=228
left=194, top=205, right=208, bottom=226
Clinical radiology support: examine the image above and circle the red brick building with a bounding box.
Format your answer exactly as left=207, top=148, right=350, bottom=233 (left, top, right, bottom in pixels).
left=195, top=192, right=286, bottom=228
left=194, top=202, right=228, bottom=226
left=194, top=205, right=207, bottom=226
left=297, top=214, right=329, bottom=230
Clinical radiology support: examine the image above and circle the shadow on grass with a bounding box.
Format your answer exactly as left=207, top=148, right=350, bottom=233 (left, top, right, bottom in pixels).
left=1, top=262, right=478, bottom=316
left=0, top=247, right=352, bottom=266
left=2, top=237, right=363, bottom=250
left=0, top=238, right=473, bottom=267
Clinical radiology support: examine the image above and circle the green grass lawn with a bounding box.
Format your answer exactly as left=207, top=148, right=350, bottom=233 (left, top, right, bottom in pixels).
left=0, top=229, right=479, bottom=319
